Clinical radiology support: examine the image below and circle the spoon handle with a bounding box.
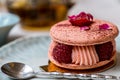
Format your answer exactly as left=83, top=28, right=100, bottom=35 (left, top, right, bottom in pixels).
left=35, top=72, right=118, bottom=80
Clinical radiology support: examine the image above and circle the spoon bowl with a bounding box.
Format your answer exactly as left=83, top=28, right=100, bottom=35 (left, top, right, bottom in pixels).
left=1, top=62, right=35, bottom=79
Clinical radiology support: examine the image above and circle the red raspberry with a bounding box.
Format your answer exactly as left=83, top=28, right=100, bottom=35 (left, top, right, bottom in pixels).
left=95, top=42, right=113, bottom=61
left=53, top=43, right=73, bottom=63
left=68, top=12, right=93, bottom=26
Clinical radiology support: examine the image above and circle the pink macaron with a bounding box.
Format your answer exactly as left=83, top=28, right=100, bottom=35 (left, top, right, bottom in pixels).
left=48, top=12, right=119, bottom=72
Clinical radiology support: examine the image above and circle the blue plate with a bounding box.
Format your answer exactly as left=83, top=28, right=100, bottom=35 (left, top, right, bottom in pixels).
left=0, top=35, right=120, bottom=80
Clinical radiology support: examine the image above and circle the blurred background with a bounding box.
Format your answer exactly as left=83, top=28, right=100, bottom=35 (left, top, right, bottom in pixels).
left=0, top=0, right=76, bottom=43
left=5, top=0, right=75, bottom=28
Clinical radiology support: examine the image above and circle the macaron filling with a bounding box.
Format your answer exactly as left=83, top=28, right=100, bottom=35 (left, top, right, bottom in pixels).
left=52, top=40, right=114, bottom=66
left=72, top=45, right=99, bottom=66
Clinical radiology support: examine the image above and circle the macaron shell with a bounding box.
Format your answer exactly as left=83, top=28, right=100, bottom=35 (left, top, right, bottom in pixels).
left=48, top=60, right=116, bottom=74
left=50, top=19, right=119, bottom=46
left=48, top=41, right=116, bottom=70
left=48, top=52, right=116, bottom=70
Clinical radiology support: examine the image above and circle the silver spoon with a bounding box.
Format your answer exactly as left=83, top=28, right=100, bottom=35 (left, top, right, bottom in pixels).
left=1, top=62, right=118, bottom=80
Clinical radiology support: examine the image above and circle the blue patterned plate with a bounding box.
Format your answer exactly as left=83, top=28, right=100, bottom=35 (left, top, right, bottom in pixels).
left=0, top=35, right=120, bottom=80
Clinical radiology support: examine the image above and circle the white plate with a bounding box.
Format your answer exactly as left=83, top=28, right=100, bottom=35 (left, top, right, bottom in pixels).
left=0, top=35, right=120, bottom=80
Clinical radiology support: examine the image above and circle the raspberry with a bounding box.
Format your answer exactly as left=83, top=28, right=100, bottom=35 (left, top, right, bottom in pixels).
left=68, top=12, right=93, bottom=26
left=53, top=43, right=73, bottom=63
left=95, top=42, right=113, bottom=61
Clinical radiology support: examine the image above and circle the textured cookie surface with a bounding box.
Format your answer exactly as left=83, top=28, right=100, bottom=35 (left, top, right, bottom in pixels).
left=50, top=19, right=119, bottom=46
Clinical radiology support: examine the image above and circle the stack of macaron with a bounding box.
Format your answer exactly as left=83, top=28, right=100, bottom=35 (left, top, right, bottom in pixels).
left=48, top=12, right=119, bottom=73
